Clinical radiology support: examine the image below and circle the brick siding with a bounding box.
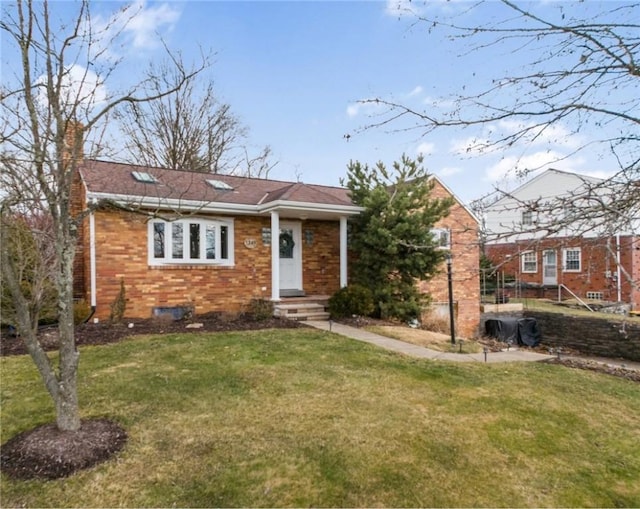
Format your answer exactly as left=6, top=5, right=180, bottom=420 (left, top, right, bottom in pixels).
left=75, top=209, right=342, bottom=320
left=486, top=236, right=639, bottom=310
left=418, top=180, right=480, bottom=338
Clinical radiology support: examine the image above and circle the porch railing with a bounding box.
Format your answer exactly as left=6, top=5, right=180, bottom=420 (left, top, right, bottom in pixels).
left=558, top=284, right=595, bottom=312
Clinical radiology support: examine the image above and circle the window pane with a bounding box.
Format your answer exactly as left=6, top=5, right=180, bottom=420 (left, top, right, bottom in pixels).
left=206, top=224, right=216, bottom=259
left=153, top=223, right=165, bottom=258
left=221, top=226, right=228, bottom=259
left=172, top=223, right=183, bottom=259
left=565, top=249, right=580, bottom=270
left=190, top=223, right=200, bottom=259
left=522, top=252, right=536, bottom=272
left=280, top=229, right=295, bottom=258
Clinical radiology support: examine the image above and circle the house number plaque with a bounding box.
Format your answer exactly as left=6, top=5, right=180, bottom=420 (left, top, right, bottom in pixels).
left=244, top=238, right=258, bottom=249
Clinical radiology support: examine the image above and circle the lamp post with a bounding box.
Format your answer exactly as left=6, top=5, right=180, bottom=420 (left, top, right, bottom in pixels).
left=447, top=253, right=456, bottom=345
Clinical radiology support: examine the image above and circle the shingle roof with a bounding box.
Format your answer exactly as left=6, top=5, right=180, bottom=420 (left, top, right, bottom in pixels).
left=79, top=159, right=356, bottom=212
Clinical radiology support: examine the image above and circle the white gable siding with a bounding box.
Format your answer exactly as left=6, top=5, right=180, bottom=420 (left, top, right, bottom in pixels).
left=484, top=169, right=632, bottom=244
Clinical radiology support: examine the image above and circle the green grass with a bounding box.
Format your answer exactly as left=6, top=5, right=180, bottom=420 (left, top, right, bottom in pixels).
left=511, top=297, right=640, bottom=323
left=2, top=329, right=640, bottom=507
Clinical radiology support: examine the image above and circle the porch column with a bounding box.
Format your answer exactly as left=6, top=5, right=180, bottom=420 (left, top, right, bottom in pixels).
left=271, top=211, right=280, bottom=301
left=340, top=216, right=348, bottom=288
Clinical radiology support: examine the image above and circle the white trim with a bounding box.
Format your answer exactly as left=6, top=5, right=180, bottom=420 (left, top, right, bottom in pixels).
left=542, top=250, right=557, bottom=285
left=271, top=211, right=280, bottom=301
left=279, top=221, right=303, bottom=291
left=87, top=192, right=363, bottom=218
left=340, top=216, right=348, bottom=288
left=147, top=217, right=235, bottom=266
left=89, top=211, right=96, bottom=307
left=88, top=192, right=258, bottom=215
left=562, top=247, right=582, bottom=272
left=520, top=250, right=537, bottom=273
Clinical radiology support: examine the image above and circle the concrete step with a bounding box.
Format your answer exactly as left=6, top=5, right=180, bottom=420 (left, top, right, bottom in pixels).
left=285, top=311, right=331, bottom=321
left=274, top=298, right=330, bottom=321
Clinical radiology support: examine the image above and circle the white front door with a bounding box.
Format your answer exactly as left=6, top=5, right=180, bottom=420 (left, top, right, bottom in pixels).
left=279, top=222, right=302, bottom=292
left=543, top=250, right=557, bottom=285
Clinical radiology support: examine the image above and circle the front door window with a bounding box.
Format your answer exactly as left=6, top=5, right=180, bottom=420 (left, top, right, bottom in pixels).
left=543, top=250, right=557, bottom=285
left=279, top=230, right=295, bottom=258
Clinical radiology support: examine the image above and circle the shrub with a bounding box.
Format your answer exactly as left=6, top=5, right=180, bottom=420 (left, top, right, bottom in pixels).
left=246, top=298, right=273, bottom=321
left=109, top=279, right=126, bottom=324
left=328, top=284, right=374, bottom=319
left=74, top=300, right=92, bottom=324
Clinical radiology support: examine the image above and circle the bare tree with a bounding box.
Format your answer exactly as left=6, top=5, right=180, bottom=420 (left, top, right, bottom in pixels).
left=364, top=1, right=639, bottom=235
left=0, top=0, right=204, bottom=432
left=115, top=60, right=276, bottom=177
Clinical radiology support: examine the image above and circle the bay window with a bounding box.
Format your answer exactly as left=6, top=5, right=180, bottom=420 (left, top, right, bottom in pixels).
left=149, top=218, right=234, bottom=266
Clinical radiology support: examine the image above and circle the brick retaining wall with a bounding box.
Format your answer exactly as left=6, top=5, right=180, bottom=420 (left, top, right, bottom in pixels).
left=482, top=309, right=640, bottom=361
left=524, top=311, right=640, bottom=362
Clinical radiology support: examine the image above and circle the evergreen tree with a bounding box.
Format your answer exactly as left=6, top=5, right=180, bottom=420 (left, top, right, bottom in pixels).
left=344, top=155, right=453, bottom=321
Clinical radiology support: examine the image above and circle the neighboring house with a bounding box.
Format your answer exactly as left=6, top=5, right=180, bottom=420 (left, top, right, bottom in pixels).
left=71, top=159, right=480, bottom=336
left=483, top=169, right=640, bottom=311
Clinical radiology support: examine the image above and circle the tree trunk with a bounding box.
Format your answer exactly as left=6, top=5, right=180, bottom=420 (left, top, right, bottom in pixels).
left=54, top=211, right=81, bottom=431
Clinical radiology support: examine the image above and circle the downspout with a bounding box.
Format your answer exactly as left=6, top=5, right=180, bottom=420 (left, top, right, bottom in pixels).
left=616, top=233, right=622, bottom=302
left=89, top=209, right=97, bottom=311
left=339, top=216, right=348, bottom=288
left=80, top=210, right=97, bottom=323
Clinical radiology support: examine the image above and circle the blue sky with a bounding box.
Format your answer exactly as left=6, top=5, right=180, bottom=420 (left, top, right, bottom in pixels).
left=2, top=0, right=631, bottom=204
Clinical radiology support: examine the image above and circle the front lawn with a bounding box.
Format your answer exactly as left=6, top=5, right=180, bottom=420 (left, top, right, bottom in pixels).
left=2, top=328, right=639, bottom=507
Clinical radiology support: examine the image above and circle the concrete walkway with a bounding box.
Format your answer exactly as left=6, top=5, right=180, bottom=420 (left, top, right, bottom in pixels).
left=306, top=320, right=555, bottom=364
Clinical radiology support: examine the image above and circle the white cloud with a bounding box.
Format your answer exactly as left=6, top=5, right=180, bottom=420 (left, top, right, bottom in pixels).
left=407, top=86, right=423, bottom=97
left=125, top=0, right=181, bottom=49
left=385, top=0, right=419, bottom=17
left=346, top=99, right=383, bottom=119
left=36, top=64, right=107, bottom=113
left=484, top=151, right=580, bottom=182
left=449, top=119, right=585, bottom=158
left=416, top=141, right=435, bottom=156
left=449, top=135, right=493, bottom=156
left=497, top=119, right=584, bottom=150
left=438, top=166, right=462, bottom=177
left=90, top=0, right=182, bottom=60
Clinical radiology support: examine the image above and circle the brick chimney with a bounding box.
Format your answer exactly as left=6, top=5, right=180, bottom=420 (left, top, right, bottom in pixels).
left=63, top=119, right=84, bottom=168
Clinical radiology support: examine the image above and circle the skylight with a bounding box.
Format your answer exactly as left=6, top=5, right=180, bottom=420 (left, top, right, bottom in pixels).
left=132, top=171, right=157, bottom=183
left=207, top=179, right=234, bottom=191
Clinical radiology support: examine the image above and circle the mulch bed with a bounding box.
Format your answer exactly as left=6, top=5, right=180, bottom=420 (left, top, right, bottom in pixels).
left=1, top=418, right=127, bottom=480
left=1, top=312, right=306, bottom=357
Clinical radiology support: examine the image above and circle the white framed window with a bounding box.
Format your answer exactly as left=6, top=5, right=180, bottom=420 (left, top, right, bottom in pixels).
left=149, top=218, right=234, bottom=266
left=521, top=210, right=534, bottom=226
left=563, top=248, right=581, bottom=272
left=430, top=228, right=451, bottom=250
left=521, top=251, right=537, bottom=273
left=586, top=291, right=603, bottom=300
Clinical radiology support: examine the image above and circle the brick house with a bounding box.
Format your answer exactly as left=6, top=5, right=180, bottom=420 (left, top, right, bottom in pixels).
left=71, top=160, right=480, bottom=336
left=418, top=179, right=481, bottom=338
left=483, top=169, right=640, bottom=311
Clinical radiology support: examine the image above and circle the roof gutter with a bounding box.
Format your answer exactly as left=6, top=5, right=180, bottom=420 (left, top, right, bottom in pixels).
left=86, top=192, right=364, bottom=218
